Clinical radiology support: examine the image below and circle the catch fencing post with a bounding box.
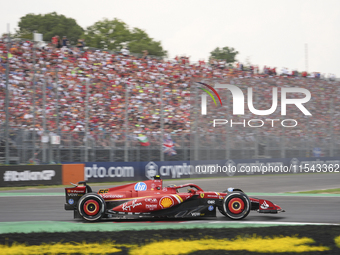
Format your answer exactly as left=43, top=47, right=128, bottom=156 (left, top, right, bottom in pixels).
left=330, top=98, right=334, bottom=157
left=32, top=37, right=37, bottom=163
left=306, top=116, right=310, bottom=157
left=5, top=24, right=10, bottom=164
left=110, top=138, right=114, bottom=162
left=280, top=121, right=285, bottom=158
left=55, top=68, right=60, bottom=162
left=42, top=78, right=47, bottom=163
left=85, top=79, right=89, bottom=162
left=194, top=86, right=199, bottom=160
left=160, top=86, right=164, bottom=161
left=124, top=82, right=129, bottom=162
left=254, top=90, right=259, bottom=158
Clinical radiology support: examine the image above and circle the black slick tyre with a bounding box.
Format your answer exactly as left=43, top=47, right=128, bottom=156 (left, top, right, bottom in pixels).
left=222, top=191, right=250, bottom=220
left=77, top=193, right=106, bottom=221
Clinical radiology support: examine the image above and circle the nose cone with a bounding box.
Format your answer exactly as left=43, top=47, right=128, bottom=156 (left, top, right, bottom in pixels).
left=274, top=204, right=285, bottom=212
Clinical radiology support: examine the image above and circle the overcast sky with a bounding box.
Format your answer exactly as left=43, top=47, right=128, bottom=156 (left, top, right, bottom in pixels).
left=1, top=0, right=339, bottom=76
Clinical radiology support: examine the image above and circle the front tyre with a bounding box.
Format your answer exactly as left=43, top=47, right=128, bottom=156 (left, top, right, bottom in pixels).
left=77, top=193, right=106, bottom=221
left=222, top=192, right=250, bottom=220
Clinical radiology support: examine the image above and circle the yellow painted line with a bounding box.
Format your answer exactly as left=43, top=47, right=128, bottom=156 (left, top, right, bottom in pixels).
left=0, top=242, right=135, bottom=255
left=335, top=236, right=340, bottom=248
left=130, top=236, right=330, bottom=255
left=0, top=236, right=331, bottom=255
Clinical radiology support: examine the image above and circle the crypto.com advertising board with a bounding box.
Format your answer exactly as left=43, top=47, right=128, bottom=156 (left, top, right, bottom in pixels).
left=80, top=157, right=340, bottom=183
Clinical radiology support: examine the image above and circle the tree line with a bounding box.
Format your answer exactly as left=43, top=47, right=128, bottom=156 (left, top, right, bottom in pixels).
left=14, top=12, right=238, bottom=62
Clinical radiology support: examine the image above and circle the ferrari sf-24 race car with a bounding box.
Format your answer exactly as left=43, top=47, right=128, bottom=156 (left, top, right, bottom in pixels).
left=64, top=176, right=285, bottom=221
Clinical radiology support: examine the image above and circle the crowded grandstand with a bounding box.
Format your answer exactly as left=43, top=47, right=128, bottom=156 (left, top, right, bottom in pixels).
left=0, top=36, right=339, bottom=162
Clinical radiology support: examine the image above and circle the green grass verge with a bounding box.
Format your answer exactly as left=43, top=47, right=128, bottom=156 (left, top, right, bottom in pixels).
left=292, top=188, right=340, bottom=194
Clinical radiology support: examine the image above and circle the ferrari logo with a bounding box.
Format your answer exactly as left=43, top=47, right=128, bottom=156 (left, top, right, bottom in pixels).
left=200, top=193, right=204, bottom=198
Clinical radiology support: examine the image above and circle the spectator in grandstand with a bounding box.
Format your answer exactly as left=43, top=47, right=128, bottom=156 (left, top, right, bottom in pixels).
left=329, top=73, right=336, bottom=81
left=62, top=36, right=69, bottom=48
left=76, top=39, right=85, bottom=51
left=51, top=35, right=59, bottom=48
left=142, top=50, right=148, bottom=59
left=121, top=47, right=130, bottom=56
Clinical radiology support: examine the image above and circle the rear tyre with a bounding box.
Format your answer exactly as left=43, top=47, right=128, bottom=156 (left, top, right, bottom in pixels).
left=77, top=193, right=106, bottom=221
left=222, top=192, right=250, bottom=220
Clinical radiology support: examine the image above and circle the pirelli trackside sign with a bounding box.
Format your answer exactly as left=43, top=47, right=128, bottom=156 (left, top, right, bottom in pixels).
left=0, top=165, right=62, bottom=187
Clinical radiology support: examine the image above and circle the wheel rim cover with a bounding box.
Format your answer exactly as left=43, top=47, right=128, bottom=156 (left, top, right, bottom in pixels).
left=83, top=199, right=100, bottom=216
left=228, top=197, right=244, bottom=214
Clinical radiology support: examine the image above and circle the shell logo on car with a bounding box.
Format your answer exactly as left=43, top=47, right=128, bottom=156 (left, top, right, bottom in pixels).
left=159, top=196, right=174, bottom=208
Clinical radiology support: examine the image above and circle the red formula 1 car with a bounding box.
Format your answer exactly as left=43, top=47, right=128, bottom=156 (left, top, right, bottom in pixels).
left=64, top=176, right=285, bottom=221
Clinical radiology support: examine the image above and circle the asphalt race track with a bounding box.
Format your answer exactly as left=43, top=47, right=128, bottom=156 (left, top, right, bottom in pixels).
left=1, top=173, right=339, bottom=224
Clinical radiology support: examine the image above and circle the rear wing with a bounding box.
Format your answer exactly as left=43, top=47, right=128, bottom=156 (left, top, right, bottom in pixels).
left=64, top=181, right=91, bottom=210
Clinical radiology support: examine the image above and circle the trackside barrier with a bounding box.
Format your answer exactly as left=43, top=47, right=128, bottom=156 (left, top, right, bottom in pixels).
left=0, top=165, right=62, bottom=187
left=62, top=164, right=85, bottom=185
left=63, top=156, right=340, bottom=183
left=0, top=164, right=84, bottom=187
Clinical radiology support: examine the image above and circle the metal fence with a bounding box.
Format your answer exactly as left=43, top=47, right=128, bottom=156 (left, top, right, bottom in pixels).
left=1, top=129, right=339, bottom=164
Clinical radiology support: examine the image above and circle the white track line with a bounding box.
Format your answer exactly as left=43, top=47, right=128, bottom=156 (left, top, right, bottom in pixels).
left=206, top=221, right=340, bottom=226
